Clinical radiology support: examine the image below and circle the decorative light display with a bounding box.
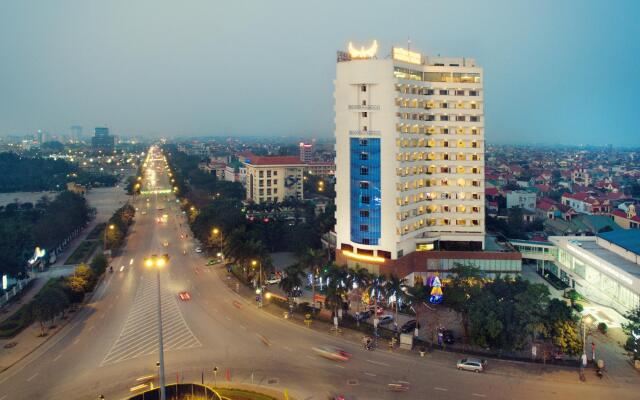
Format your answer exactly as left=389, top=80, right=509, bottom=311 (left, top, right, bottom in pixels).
left=427, top=275, right=443, bottom=304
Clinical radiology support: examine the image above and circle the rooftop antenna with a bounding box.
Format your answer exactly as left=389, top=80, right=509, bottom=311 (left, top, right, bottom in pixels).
left=407, top=37, right=411, bottom=52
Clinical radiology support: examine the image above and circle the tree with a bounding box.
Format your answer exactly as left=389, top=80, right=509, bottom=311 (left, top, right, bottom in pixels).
left=385, top=274, right=407, bottom=329
left=74, top=264, right=94, bottom=291
left=444, top=264, right=484, bottom=340
left=623, top=305, right=640, bottom=360
left=468, top=293, right=504, bottom=348
left=279, top=264, right=305, bottom=314
left=30, top=287, right=68, bottom=336
left=65, top=276, right=87, bottom=302
left=551, top=321, right=582, bottom=356
left=323, top=264, right=349, bottom=323
left=90, top=253, right=108, bottom=275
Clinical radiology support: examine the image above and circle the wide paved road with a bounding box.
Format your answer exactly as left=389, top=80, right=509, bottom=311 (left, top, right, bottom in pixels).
left=0, top=147, right=638, bottom=399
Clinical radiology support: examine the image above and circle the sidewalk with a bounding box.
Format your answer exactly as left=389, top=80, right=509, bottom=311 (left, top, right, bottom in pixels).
left=214, top=265, right=638, bottom=387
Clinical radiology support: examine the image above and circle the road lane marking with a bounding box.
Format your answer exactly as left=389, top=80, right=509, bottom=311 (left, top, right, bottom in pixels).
left=434, top=387, right=448, bottom=391
left=26, top=373, right=38, bottom=382
left=73, top=338, right=80, bottom=345
left=472, top=394, right=486, bottom=398
left=130, top=258, right=134, bottom=265
left=335, top=365, right=345, bottom=369
left=365, top=359, right=390, bottom=367
left=0, top=394, right=6, bottom=400
left=239, top=324, right=246, bottom=330
left=364, top=372, right=376, bottom=377
left=53, top=354, right=62, bottom=362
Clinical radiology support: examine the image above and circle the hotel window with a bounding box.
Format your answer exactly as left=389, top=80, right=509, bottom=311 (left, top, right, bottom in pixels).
left=273, top=179, right=278, bottom=184
left=361, top=85, right=367, bottom=92
left=267, top=170, right=271, bottom=178
left=360, top=224, right=368, bottom=232
left=456, top=219, right=466, bottom=225
left=267, top=197, right=272, bottom=202
left=267, top=188, right=271, bottom=195
left=444, top=141, right=449, bottom=147
left=360, top=210, right=369, bottom=218
left=472, top=220, right=480, bottom=226
left=360, top=181, right=369, bottom=189
left=362, top=238, right=370, bottom=245
left=470, top=116, right=479, bottom=122
left=274, top=188, right=278, bottom=194
left=360, top=166, right=369, bottom=175
left=259, top=189, right=264, bottom=195
left=469, top=90, right=478, bottom=96
left=273, top=171, right=277, bottom=176
left=439, top=89, right=448, bottom=95
left=456, top=115, right=466, bottom=122
left=259, top=180, right=264, bottom=187
left=360, top=152, right=369, bottom=160
left=362, top=112, right=368, bottom=117
left=359, top=139, right=368, bottom=146
left=363, top=125, right=367, bottom=131
left=441, top=115, right=449, bottom=121
left=471, top=103, right=478, bottom=109
left=472, top=193, right=481, bottom=200
left=455, top=90, right=465, bottom=96
left=425, top=89, right=434, bottom=95
left=361, top=195, right=370, bottom=204
left=441, top=128, right=449, bottom=134
left=472, top=206, right=480, bottom=212
left=442, top=102, right=448, bottom=109
left=362, top=100, right=367, bottom=106
left=266, top=179, right=271, bottom=186
left=259, top=171, right=263, bottom=178
left=472, top=141, right=478, bottom=148
left=471, top=128, right=478, bottom=135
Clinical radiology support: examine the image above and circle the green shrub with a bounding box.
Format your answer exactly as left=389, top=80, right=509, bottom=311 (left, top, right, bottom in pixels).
left=597, top=322, right=608, bottom=334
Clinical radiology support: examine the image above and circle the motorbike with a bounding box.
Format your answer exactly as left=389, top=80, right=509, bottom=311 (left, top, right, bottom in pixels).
left=109, top=266, right=113, bottom=273
left=596, top=359, right=605, bottom=379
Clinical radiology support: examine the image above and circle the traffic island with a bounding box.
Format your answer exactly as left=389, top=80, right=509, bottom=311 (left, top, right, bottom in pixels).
left=127, top=383, right=286, bottom=400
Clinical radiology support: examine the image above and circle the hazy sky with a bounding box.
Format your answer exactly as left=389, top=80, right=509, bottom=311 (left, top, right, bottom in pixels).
left=1, top=0, right=638, bottom=145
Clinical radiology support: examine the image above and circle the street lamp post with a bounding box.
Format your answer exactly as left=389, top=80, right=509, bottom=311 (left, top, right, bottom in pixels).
left=104, top=224, right=115, bottom=251
left=212, top=228, right=223, bottom=259
left=145, top=255, right=168, bottom=400
left=582, top=315, right=593, bottom=359
left=252, top=260, right=262, bottom=306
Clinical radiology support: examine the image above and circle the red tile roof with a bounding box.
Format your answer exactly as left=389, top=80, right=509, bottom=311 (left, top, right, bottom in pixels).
left=241, top=152, right=305, bottom=166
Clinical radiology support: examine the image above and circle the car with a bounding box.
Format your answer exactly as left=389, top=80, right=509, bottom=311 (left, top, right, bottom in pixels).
left=442, top=329, right=455, bottom=344
left=206, top=259, right=216, bottom=266
left=377, top=315, right=394, bottom=325
left=265, top=276, right=281, bottom=285
left=195, top=247, right=202, bottom=253
left=356, top=309, right=373, bottom=321
left=141, top=211, right=147, bottom=215
left=400, top=319, right=421, bottom=333
left=178, top=291, right=191, bottom=301
left=456, top=358, right=486, bottom=372
left=312, top=346, right=351, bottom=362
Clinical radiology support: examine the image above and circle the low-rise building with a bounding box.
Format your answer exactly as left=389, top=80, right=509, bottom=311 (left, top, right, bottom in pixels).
left=305, top=161, right=335, bottom=178
left=506, top=190, right=537, bottom=211
left=241, top=153, right=305, bottom=204
left=611, top=204, right=640, bottom=229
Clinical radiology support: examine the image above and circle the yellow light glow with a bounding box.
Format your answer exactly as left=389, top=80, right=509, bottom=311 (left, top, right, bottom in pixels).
left=144, top=258, right=153, bottom=268
left=213, top=228, right=219, bottom=235
left=392, top=47, right=422, bottom=64
left=348, top=40, right=378, bottom=59
left=342, top=250, right=385, bottom=263
left=156, top=258, right=166, bottom=267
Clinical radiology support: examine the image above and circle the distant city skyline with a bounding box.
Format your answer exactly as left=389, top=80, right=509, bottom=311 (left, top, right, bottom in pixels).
left=0, top=0, right=638, bottom=145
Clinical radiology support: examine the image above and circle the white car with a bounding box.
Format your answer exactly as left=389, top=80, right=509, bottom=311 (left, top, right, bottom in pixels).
left=195, top=247, right=202, bottom=253
left=265, top=276, right=281, bottom=285
left=456, top=358, right=486, bottom=372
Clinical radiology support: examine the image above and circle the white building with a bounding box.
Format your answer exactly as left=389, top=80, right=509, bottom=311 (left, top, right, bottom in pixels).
left=334, top=42, right=485, bottom=262
left=506, top=190, right=537, bottom=211
left=299, top=142, right=313, bottom=163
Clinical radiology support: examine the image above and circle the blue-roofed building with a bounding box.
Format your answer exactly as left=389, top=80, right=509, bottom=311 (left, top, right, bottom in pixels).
left=597, top=229, right=640, bottom=256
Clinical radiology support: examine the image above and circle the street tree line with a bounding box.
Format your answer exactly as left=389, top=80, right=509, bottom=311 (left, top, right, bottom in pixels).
left=0, top=254, right=108, bottom=338
left=0, top=191, right=92, bottom=277
left=104, top=204, right=136, bottom=250
left=0, top=151, right=117, bottom=192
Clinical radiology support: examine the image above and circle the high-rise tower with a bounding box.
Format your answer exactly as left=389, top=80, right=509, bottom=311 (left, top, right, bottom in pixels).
left=334, top=41, right=485, bottom=265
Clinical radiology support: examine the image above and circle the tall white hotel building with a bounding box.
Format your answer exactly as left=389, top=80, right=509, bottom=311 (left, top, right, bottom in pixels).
left=334, top=41, right=485, bottom=268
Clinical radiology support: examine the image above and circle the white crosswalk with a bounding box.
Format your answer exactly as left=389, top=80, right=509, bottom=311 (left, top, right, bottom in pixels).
left=101, top=277, right=201, bottom=365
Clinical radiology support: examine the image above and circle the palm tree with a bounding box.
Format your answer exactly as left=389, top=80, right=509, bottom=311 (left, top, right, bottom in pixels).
left=347, top=266, right=371, bottom=325
left=298, top=248, right=325, bottom=312
left=385, top=274, right=408, bottom=330
left=323, top=264, right=349, bottom=327
left=279, top=264, right=305, bottom=314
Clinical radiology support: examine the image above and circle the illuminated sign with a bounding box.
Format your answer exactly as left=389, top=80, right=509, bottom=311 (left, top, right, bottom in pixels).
left=342, top=250, right=385, bottom=263
left=392, top=47, right=422, bottom=64
left=428, top=275, right=443, bottom=304
left=348, top=40, right=378, bottom=59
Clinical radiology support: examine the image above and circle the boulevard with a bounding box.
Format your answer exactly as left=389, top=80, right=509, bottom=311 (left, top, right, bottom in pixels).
left=0, top=148, right=637, bottom=400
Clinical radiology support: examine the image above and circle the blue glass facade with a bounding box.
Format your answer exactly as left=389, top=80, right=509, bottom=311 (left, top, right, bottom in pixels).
left=350, top=137, right=381, bottom=245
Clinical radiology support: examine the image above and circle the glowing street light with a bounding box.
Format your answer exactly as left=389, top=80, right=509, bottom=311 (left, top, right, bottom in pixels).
left=143, top=254, right=170, bottom=400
